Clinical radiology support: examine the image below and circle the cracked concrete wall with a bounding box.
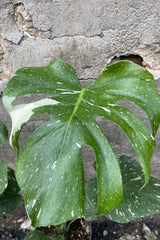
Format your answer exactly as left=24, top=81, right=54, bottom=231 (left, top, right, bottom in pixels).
left=0, top=0, right=160, bottom=179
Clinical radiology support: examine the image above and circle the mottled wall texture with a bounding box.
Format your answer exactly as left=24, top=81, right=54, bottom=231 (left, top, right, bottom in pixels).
left=0, top=0, right=160, bottom=179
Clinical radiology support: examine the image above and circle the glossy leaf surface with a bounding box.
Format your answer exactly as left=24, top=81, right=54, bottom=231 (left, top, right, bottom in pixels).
left=85, top=156, right=160, bottom=223
left=2, top=59, right=160, bottom=226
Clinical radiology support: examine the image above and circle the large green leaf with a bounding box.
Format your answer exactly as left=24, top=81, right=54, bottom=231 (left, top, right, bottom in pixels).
left=2, top=59, right=160, bottom=227
left=0, top=121, right=8, bottom=150
left=85, top=156, right=160, bottom=223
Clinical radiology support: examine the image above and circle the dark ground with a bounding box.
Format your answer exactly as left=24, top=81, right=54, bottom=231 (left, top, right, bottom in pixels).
left=0, top=204, right=159, bottom=240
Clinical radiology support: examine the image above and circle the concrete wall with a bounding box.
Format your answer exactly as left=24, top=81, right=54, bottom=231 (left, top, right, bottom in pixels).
left=0, top=0, right=160, bottom=179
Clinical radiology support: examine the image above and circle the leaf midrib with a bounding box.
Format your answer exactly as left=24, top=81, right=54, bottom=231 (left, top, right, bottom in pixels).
left=57, top=88, right=87, bottom=163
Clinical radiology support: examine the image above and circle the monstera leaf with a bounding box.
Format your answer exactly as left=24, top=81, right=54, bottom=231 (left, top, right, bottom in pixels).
left=2, top=59, right=160, bottom=227
left=85, top=156, right=160, bottom=223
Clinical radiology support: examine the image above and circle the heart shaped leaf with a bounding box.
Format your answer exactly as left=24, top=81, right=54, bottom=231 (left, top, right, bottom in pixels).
left=2, top=59, right=160, bottom=226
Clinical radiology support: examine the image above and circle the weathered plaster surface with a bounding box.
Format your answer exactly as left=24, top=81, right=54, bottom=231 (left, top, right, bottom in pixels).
left=0, top=0, right=160, bottom=178
left=1, top=0, right=160, bottom=80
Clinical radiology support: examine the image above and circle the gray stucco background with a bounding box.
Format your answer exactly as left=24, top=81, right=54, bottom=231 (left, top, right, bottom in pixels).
left=0, top=0, right=160, bottom=180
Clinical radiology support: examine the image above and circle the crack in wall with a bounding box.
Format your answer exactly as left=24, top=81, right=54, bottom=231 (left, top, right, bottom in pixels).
left=46, top=33, right=105, bottom=40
